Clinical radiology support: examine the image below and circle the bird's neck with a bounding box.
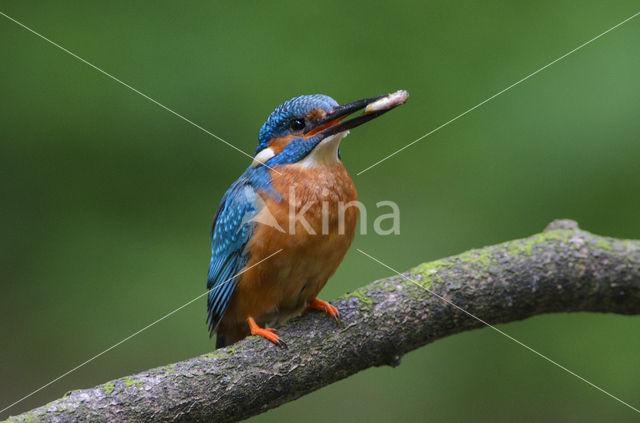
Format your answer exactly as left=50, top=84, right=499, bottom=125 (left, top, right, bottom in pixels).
left=295, top=131, right=349, bottom=168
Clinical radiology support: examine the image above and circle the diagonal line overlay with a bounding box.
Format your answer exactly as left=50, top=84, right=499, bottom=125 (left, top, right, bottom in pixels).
left=356, top=248, right=640, bottom=415
left=0, top=249, right=283, bottom=416
left=0, top=10, right=281, bottom=173
left=357, top=10, right=640, bottom=175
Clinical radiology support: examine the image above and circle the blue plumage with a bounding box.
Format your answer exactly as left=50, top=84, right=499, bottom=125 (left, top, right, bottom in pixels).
left=256, top=94, right=338, bottom=154
left=207, top=166, right=276, bottom=334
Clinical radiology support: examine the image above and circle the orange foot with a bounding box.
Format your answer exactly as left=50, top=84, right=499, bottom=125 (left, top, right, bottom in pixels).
left=247, top=317, right=287, bottom=349
left=304, top=298, right=342, bottom=326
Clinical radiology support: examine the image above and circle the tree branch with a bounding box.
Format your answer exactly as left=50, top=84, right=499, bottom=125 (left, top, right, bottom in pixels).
left=5, top=220, right=640, bottom=423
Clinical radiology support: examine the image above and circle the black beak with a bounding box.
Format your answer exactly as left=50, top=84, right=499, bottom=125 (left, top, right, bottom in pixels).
left=305, top=90, right=409, bottom=140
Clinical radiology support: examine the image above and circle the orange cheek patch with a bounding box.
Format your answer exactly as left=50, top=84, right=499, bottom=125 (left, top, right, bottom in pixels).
left=306, top=108, right=327, bottom=121
left=268, top=135, right=295, bottom=154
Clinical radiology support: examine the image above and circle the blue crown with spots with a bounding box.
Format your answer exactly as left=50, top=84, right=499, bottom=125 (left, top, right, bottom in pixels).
left=256, top=94, right=338, bottom=154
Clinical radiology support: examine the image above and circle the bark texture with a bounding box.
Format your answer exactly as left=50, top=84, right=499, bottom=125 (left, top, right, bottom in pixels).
left=5, top=220, right=640, bottom=423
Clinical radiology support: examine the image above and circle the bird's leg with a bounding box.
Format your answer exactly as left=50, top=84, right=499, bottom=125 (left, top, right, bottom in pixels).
left=304, top=298, right=342, bottom=326
left=246, top=317, right=287, bottom=349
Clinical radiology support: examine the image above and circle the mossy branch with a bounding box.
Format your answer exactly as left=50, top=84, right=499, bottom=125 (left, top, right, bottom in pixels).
left=5, top=220, right=640, bottom=423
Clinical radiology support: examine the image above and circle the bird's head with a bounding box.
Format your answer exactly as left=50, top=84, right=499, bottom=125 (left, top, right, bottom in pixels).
left=253, top=91, right=408, bottom=168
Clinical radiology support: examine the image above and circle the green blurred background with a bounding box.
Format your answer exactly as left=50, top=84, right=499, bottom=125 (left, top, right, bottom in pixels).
left=1, top=1, right=639, bottom=421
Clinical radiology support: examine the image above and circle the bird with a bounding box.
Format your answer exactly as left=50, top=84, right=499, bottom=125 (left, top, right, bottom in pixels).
left=207, top=90, right=408, bottom=348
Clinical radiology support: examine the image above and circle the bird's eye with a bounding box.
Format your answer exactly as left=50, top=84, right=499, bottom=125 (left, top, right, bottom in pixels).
left=289, top=119, right=305, bottom=131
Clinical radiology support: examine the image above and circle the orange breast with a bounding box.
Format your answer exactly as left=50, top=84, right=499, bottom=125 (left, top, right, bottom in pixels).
left=219, top=162, right=358, bottom=336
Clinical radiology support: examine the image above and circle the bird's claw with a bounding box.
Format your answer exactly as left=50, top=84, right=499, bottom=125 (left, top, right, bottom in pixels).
left=247, top=317, right=287, bottom=349
left=333, top=314, right=343, bottom=328
left=306, top=298, right=342, bottom=327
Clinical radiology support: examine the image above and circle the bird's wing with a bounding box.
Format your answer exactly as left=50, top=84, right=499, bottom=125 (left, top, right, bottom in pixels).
left=207, top=178, right=262, bottom=335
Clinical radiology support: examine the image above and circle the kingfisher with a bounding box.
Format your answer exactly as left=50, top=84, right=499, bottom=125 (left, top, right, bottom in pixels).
left=207, top=90, right=408, bottom=348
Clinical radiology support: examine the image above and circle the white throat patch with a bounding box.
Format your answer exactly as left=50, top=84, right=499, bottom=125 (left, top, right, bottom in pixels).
left=297, top=131, right=349, bottom=167
left=252, top=147, right=275, bottom=168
